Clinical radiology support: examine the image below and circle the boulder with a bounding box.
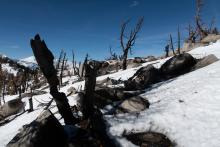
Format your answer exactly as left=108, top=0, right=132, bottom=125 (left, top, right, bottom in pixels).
left=125, top=64, right=161, bottom=90
left=160, top=53, right=197, bottom=78
left=92, top=88, right=144, bottom=108
left=7, top=110, right=68, bottom=147
left=144, top=56, right=157, bottom=62
left=67, top=86, right=77, bottom=95
left=116, top=96, right=150, bottom=113
left=96, top=77, right=123, bottom=87
left=124, top=132, right=173, bottom=147
left=0, top=99, right=25, bottom=120
left=127, top=62, right=142, bottom=69
left=201, top=34, right=220, bottom=44
left=133, top=57, right=145, bottom=63
left=192, top=54, right=219, bottom=70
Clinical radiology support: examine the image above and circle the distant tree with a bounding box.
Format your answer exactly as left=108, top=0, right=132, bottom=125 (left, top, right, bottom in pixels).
left=169, top=34, right=176, bottom=56
left=177, top=26, right=181, bottom=54
left=195, top=0, right=208, bottom=40
left=56, top=49, right=64, bottom=70
left=60, top=51, right=66, bottom=86
left=120, top=17, right=144, bottom=70
left=106, top=46, right=118, bottom=60
left=165, top=44, right=169, bottom=58
left=0, top=64, right=2, bottom=105
left=186, top=23, right=197, bottom=43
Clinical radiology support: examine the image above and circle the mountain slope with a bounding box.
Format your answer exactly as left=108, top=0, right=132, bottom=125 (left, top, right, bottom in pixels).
left=0, top=41, right=220, bottom=147
left=18, top=56, right=38, bottom=69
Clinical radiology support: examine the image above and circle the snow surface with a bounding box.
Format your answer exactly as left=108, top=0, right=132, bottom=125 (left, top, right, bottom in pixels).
left=0, top=41, right=220, bottom=147
left=2, top=63, right=18, bottom=75
left=18, top=56, right=38, bottom=69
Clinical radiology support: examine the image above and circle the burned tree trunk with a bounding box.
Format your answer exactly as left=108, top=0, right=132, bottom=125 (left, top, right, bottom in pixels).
left=56, top=49, right=63, bottom=70
left=177, top=26, right=181, bottom=55
left=122, top=49, right=129, bottom=70
left=165, top=44, right=169, bottom=58
left=28, top=88, right=34, bottom=112
left=60, top=52, right=66, bottom=86
left=82, top=60, right=97, bottom=119
left=169, top=34, right=176, bottom=56
left=30, top=34, right=78, bottom=125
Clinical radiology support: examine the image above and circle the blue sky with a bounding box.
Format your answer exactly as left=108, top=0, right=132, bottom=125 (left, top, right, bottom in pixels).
left=0, top=0, right=219, bottom=61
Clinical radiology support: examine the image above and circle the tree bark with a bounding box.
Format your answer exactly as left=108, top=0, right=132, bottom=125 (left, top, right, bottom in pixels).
left=122, top=49, right=129, bottom=70
left=82, top=61, right=97, bottom=119
left=30, top=34, right=78, bottom=125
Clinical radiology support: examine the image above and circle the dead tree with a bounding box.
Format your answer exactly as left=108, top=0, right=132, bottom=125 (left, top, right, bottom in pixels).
left=165, top=44, right=169, bottom=58
left=120, top=17, right=144, bottom=70
left=28, top=87, right=34, bottom=112
left=196, top=0, right=208, bottom=40
left=80, top=54, right=88, bottom=78
left=81, top=60, right=97, bottom=119
left=177, top=26, right=181, bottom=54
left=56, top=49, right=64, bottom=70
left=60, top=52, right=66, bottom=86
left=107, top=46, right=118, bottom=60
left=81, top=60, right=118, bottom=146
left=30, top=34, right=78, bottom=125
left=187, top=24, right=197, bottom=43
left=169, top=34, right=176, bottom=56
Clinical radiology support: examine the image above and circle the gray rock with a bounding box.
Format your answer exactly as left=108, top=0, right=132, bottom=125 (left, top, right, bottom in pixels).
left=125, top=64, right=161, bottom=90
left=160, top=53, right=197, bottom=78
left=192, top=54, right=219, bottom=70
left=124, top=132, right=173, bottom=147
left=116, top=96, right=149, bottom=113
left=67, top=87, right=77, bottom=95
left=0, top=99, right=24, bottom=120
left=7, top=110, right=67, bottom=147
left=201, top=34, right=220, bottom=44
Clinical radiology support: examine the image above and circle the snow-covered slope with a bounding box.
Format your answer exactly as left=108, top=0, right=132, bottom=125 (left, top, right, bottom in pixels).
left=18, top=56, right=38, bottom=69
left=0, top=41, right=220, bottom=147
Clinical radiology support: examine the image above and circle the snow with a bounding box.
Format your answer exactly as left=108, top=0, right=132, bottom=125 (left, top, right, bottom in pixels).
left=20, top=56, right=36, bottom=63
left=0, top=40, right=220, bottom=147
left=2, top=63, right=18, bottom=75
left=18, top=56, right=38, bottom=69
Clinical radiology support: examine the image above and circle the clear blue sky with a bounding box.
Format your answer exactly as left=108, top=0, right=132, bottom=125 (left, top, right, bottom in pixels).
left=0, top=0, right=219, bottom=61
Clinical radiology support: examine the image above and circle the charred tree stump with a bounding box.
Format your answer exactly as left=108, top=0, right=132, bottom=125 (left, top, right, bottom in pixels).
left=80, top=60, right=117, bottom=147
left=82, top=60, right=97, bottom=119
left=28, top=88, right=33, bottom=112
left=30, top=34, right=78, bottom=125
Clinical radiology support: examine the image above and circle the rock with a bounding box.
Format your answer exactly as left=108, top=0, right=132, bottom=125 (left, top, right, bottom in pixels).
left=125, top=64, right=161, bottom=90
left=160, top=53, right=197, bottom=78
left=127, top=62, right=142, bottom=69
left=201, top=34, right=220, bottom=44
left=124, top=132, right=173, bottom=147
left=144, top=56, right=157, bottom=62
left=93, top=88, right=124, bottom=108
left=79, top=63, right=85, bottom=77
left=7, top=110, right=68, bottom=147
left=192, top=54, right=219, bottom=70
left=67, top=87, right=77, bottom=95
left=0, top=99, right=25, bottom=120
left=97, top=60, right=121, bottom=75
left=92, top=88, right=144, bottom=108
left=116, top=96, right=150, bottom=113
left=133, top=57, right=145, bottom=63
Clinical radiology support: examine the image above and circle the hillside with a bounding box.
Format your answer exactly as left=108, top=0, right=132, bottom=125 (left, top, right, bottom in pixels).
left=0, top=41, right=220, bottom=147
